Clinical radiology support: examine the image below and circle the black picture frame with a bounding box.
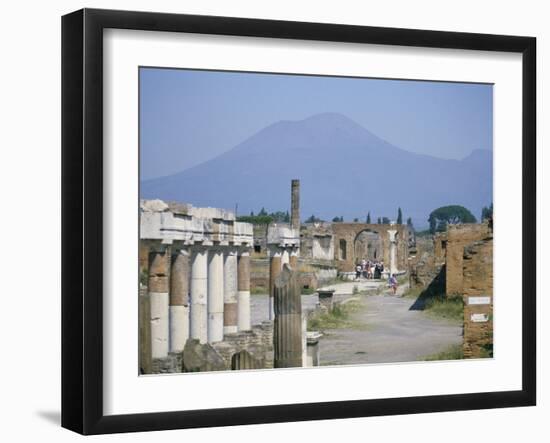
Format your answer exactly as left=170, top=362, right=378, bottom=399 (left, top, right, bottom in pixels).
left=61, top=8, right=536, bottom=435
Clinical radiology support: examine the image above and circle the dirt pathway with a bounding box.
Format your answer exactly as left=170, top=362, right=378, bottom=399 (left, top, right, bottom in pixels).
left=318, top=288, right=463, bottom=366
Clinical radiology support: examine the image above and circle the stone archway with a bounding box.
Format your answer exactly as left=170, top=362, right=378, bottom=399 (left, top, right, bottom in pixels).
left=231, top=350, right=261, bottom=370
left=354, top=230, right=382, bottom=263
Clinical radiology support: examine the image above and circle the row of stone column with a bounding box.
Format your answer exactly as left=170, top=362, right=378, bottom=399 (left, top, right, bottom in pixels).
left=147, top=245, right=251, bottom=359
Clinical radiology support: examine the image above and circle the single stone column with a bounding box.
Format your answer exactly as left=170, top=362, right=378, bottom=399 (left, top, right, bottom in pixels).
left=289, top=248, right=299, bottom=270
left=237, top=250, right=251, bottom=331
left=223, top=249, right=239, bottom=334
left=388, top=230, right=398, bottom=275
left=169, top=248, right=190, bottom=353
left=269, top=248, right=282, bottom=320
left=291, top=179, right=300, bottom=231
left=190, top=248, right=208, bottom=343
left=273, top=265, right=303, bottom=368
left=208, top=248, right=224, bottom=343
left=148, top=246, right=170, bottom=359
left=139, top=287, right=152, bottom=374
left=301, top=312, right=308, bottom=367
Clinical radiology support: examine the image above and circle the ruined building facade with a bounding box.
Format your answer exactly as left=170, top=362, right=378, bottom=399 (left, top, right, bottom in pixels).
left=408, top=221, right=494, bottom=359
left=139, top=199, right=266, bottom=373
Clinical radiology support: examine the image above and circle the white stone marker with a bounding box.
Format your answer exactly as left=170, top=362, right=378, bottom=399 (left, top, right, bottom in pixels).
left=207, top=249, right=224, bottom=343
left=223, top=249, right=239, bottom=334
left=190, top=248, right=208, bottom=343
left=468, top=296, right=491, bottom=305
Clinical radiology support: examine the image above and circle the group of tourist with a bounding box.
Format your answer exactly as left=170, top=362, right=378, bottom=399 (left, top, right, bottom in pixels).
left=355, top=259, right=384, bottom=280
left=355, top=259, right=399, bottom=294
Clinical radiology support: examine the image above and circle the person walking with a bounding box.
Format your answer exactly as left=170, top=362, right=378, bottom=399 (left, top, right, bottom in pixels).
left=355, top=263, right=362, bottom=280
left=389, top=274, right=398, bottom=295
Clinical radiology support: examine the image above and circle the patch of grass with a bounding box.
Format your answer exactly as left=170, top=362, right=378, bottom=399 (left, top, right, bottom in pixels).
left=352, top=285, right=359, bottom=295
left=403, top=285, right=424, bottom=299
left=250, top=286, right=267, bottom=295
left=424, top=295, right=464, bottom=322
left=422, top=344, right=464, bottom=361
left=397, top=274, right=408, bottom=285
left=307, top=300, right=363, bottom=331
left=301, top=287, right=317, bottom=295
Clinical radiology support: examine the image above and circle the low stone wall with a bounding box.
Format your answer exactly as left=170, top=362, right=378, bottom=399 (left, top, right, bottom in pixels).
left=151, top=352, right=182, bottom=374
left=148, top=321, right=274, bottom=373
left=213, top=321, right=274, bottom=369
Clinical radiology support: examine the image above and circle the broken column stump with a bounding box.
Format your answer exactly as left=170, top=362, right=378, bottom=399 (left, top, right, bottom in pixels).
left=273, top=265, right=303, bottom=368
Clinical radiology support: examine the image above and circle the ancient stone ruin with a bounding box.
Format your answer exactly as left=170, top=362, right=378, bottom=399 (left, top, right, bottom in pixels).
left=139, top=179, right=322, bottom=374
left=139, top=199, right=261, bottom=373
left=408, top=220, right=494, bottom=358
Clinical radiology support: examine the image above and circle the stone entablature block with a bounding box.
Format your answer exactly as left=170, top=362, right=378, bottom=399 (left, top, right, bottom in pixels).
left=266, top=223, right=300, bottom=248
left=140, top=199, right=253, bottom=247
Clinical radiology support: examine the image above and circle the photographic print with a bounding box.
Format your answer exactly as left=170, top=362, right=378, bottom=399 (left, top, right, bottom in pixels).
left=138, top=67, right=494, bottom=375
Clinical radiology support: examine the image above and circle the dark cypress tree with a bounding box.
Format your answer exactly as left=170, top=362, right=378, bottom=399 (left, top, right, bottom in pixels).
left=366, top=212, right=371, bottom=224
left=397, top=207, right=403, bottom=225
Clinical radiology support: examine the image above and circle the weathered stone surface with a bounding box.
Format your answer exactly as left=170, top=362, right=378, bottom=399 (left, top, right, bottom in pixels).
left=182, top=339, right=226, bottom=372
left=462, top=235, right=493, bottom=358
left=213, top=322, right=274, bottom=369
left=152, top=352, right=182, bottom=373
left=170, top=249, right=189, bottom=306
left=445, top=223, right=491, bottom=296
left=148, top=248, right=170, bottom=293
left=141, top=199, right=169, bottom=212
left=139, top=289, right=152, bottom=374
left=291, top=179, right=300, bottom=231
left=273, top=265, right=303, bottom=368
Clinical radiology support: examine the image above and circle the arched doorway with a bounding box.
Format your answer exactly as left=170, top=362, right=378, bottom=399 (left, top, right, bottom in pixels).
left=354, top=230, right=382, bottom=263
left=231, top=350, right=261, bottom=370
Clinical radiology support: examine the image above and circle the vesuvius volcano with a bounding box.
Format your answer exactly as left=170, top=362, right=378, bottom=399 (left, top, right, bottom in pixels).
left=140, top=113, right=492, bottom=228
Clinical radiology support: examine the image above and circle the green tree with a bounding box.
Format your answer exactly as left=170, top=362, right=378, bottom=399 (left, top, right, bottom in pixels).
left=481, top=203, right=493, bottom=221
left=366, top=212, right=371, bottom=224
left=377, top=217, right=382, bottom=224
left=306, top=214, right=322, bottom=223
left=332, top=216, right=343, bottom=223
left=428, top=205, right=477, bottom=234
left=406, top=217, right=414, bottom=230
left=237, top=215, right=273, bottom=225
left=353, top=217, right=359, bottom=222
left=258, top=207, right=267, bottom=216
left=382, top=217, right=390, bottom=224
left=397, top=207, right=403, bottom=225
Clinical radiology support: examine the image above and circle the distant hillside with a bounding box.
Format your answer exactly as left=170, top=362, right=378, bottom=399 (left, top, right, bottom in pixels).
left=141, top=113, right=492, bottom=228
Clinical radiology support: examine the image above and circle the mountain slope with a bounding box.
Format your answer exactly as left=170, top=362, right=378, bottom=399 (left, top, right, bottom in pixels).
left=141, top=113, right=492, bottom=227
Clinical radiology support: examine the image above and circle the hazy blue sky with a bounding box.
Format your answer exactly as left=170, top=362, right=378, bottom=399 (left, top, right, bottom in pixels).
left=140, top=67, right=493, bottom=180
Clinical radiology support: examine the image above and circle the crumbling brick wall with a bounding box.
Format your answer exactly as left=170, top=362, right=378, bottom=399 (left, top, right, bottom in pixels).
left=462, top=236, right=493, bottom=358
left=445, top=224, right=491, bottom=297
left=213, top=321, right=274, bottom=369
